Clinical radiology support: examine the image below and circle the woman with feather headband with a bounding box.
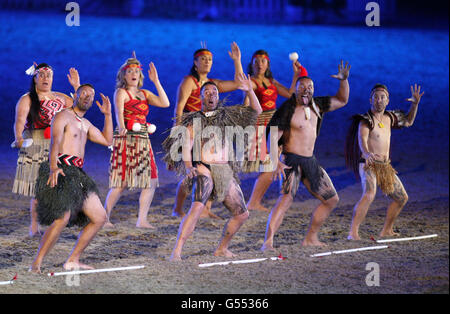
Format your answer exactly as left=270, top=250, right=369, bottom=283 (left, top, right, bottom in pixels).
left=171, top=42, right=244, bottom=219
left=13, top=63, right=80, bottom=236
left=104, top=53, right=170, bottom=229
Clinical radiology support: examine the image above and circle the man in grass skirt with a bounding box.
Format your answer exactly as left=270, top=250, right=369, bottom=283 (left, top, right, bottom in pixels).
left=30, top=84, right=113, bottom=273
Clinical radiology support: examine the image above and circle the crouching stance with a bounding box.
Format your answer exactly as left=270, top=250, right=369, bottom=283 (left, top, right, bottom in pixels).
left=346, top=84, right=424, bottom=240
left=30, top=84, right=113, bottom=273
left=163, top=75, right=262, bottom=261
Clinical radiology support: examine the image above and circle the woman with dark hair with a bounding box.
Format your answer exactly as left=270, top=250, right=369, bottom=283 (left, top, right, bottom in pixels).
left=244, top=50, right=308, bottom=212
left=171, top=42, right=244, bottom=219
left=104, top=54, right=170, bottom=229
left=13, top=63, right=80, bottom=236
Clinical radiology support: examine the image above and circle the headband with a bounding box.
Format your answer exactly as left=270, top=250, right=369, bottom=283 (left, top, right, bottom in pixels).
left=252, top=54, right=270, bottom=62
left=123, top=64, right=143, bottom=70
left=25, top=63, right=52, bottom=76
left=194, top=50, right=213, bottom=59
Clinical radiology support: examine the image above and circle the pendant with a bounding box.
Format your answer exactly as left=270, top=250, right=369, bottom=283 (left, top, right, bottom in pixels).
left=378, top=122, right=385, bottom=128
left=305, top=107, right=311, bottom=120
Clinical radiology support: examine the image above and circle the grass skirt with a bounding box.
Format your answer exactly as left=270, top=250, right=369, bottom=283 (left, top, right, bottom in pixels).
left=35, top=162, right=99, bottom=227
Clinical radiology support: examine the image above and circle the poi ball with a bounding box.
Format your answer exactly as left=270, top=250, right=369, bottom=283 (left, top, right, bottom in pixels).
left=148, top=123, right=156, bottom=134
left=44, top=127, right=51, bottom=139
left=289, top=52, right=299, bottom=62
left=132, top=122, right=142, bottom=132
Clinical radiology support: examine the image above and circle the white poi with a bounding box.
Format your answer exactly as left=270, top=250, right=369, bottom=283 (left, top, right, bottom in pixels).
left=0, top=274, right=17, bottom=286
left=48, top=265, right=145, bottom=277
left=310, top=245, right=389, bottom=258
left=376, top=234, right=438, bottom=244
left=0, top=280, right=14, bottom=286
left=199, top=256, right=285, bottom=268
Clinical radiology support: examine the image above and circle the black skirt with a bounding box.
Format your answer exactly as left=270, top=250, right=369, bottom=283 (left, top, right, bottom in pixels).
left=35, top=162, right=99, bottom=227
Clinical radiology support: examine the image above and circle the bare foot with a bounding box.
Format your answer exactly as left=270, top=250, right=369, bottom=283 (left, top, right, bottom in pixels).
left=347, top=233, right=361, bottom=241
left=103, top=221, right=115, bottom=229
left=247, top=203, right=270, bottom=212
left=260, top=242, right=277, bottom=253
left=29, top=224, right=41, bottom=237
left=172, top=210, right=186, bottom=219
left=302, top=238, right=328, bottom=247
left=136, top=221, right=156, bottom=229
left=379, top=230, right=400, bottom=238
left=214, top=249, right=236, bottom=258
left=63, top=261, right=95, bottom=271
left=28, top=264, right=42, bottom=274
left=169, top=253, right=182, bottom=262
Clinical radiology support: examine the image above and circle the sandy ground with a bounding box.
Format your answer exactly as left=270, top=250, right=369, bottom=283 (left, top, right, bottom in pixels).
left=0, top=143, right=447, bottom=294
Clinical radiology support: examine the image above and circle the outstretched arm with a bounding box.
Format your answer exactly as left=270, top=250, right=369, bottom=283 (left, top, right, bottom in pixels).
left=214, top=42, right=244, bottom=93
left=88, top=93, right=113, bottom=146
left=238, top=73, right=262, bottom=115
left=328, top=60, right=351, bottom=112
left=403, top=84, right=424, bottom=127
left=147, top=62, right=170, bottom=108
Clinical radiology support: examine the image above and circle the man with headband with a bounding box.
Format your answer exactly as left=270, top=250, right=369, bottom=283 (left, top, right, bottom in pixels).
left=30, top=84, right=113, bottom=273
left=262, top=61, right=351, bottom=250
left=163, top=74, right=262, bottom=261
left=346, top=83, right=424, bottom=240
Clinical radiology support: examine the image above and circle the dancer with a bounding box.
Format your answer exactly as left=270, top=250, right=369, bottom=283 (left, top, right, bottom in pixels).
left=104, top=54, right=170, bottom=229
left=30, top=84, right=113, bottom=273
left=261, top=61, right=351, bottom=250
left=171, top=42, right=244, bottom=219
left=346, top=84, right=424, bottom=240
left=13, top=63, right=80, bottom=236
left=243, top=50, right=308, bottom=212
left=163, top=74, right=262, bottom=261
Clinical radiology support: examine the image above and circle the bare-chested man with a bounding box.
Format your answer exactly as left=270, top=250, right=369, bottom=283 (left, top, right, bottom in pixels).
left=346, top=84, right=424, bottom=240
left=261, top=61, right=351, bottom=250
left=30, top=84, right=113, bottom=273
left=163, top=74, right=262, bottom=261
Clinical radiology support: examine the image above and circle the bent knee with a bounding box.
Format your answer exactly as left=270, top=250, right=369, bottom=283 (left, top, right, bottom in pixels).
left=363, top=191, right=376, bottom=203
left=325, top=194, right=339, bottom=208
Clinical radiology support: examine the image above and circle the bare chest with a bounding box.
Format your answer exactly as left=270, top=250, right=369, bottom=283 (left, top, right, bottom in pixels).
left=291, top=106, right=318, bottom=132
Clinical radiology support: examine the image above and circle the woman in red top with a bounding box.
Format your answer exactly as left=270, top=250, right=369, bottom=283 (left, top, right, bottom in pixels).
left=244, top=50, right=308, bottom=212
left=105, top=55, right=170, bottom=229
left=171, top=43, right=244, bottom=218
left=13, top=63, right=80, bottom=236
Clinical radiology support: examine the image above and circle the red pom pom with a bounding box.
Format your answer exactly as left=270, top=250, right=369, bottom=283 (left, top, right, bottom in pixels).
left=298, top=66, right=309, bottom=78
left=44, top=127, right=51, bottom=139
left=126, top=119, right=135, bottom=131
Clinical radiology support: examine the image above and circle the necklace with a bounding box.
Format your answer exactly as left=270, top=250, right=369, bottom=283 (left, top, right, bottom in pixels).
left=72, top=108, right=83, bottom=122
left=373, top=114, right=385, bottom=128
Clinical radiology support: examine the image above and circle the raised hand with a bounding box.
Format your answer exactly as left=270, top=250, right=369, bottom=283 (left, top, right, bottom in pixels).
left=293, top=60, right=303, bottom=77
left=67, top=68, right=80, bottom=90
left=237, top=73, right=253, bottom=92
left=148, top=62, right=159, bottom=83
left=331, top=60, right=351, bottom=81
left=96, top=93, right=111, bottom=116
left=406, top=84, right=424, bottom=104
left=228, top=42, right=241, bottom=61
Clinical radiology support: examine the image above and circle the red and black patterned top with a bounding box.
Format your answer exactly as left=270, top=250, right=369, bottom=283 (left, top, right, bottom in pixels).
left=26, top=97, right=65, bottom=129
left=123, top=89, right=149, bottom=124
left=251, top=78, right=278, bottom=112
left=183, top=76, right=214, bottom=113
